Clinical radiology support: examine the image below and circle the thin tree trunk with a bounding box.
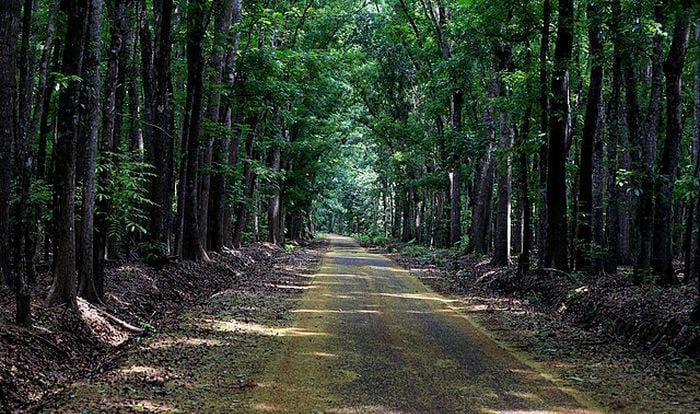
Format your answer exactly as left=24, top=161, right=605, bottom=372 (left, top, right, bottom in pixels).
left=199, top=0, right=235, bottom=249
left=652, top=1, right=692, bottom=284
left=449, top=90, right=463, bottom=246
left=636, top=3, right=665, bottom=276
left=46, top=0, right=88, bottom=307
left=545, top=0, right=573, bottom=271
left=267, top=126, right=282, bottom=245
left=574, top=0, right=604, bottom=271
left=1, top=0, right=29, bottom=325
left=517, top=105, right=533, bottom=276
left=199, top=0, right=234, bottom=251
left=690, top=19, right=700, bottom=290
left=537, top=0, right=551, bottom=269
left=181, top=0, right=208, bottom=260
left=77, top=0, right=103, bottom=303
left=493, top=100, right=513, bottom=266
left=94, top=0, right=129, bottom=299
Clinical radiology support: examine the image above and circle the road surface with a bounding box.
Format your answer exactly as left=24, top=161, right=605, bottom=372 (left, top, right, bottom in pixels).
left=243, top=235, right=600, bottom=413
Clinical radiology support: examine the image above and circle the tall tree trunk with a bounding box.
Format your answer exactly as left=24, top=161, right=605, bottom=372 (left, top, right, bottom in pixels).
left=267, top=130, right=282, bottom=245
left=574, top=0, right=604, bottom=271
left=517, top=106, right=533, bottom=276
left=635, top=3, right=665, bottom=276
left=181, top=0, right=208, bottom=260
left=232, top=121, right=256, bottom=248
left=652, top=1, right=692, bottom=284
left=604, top=58, right=622, bottom=274
left=16, top=0, right=35, bottom=162
left=694, top=94, right=700, bottom=320
left=141, top=0, right=175, bottom=257
left=471, top=144, right=494, bottom=254
left=690, top=19, right=700, bottom=291
left=1, top=0, right=29, bottom=325
left=200, top=0, right=235, bottom=249
left=94, top=0, right=129, bottom=300
left=46, top=0, right=88, bottom=307
left=493, top=97, right=513, bottom=266
left=545, top=0, right=574, bottom=271
left=537, top=0, right=551, bottom=268
left=77, top=0, right=103, bottom=303
left=449, top=90, right=463, bottom=246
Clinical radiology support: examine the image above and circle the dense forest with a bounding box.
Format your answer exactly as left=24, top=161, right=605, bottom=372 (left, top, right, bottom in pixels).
left=1, top=0, right=699, bottom=410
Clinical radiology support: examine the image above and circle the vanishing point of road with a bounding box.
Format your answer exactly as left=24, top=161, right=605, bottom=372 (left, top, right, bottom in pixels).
left=243, top=235, right=601, bottom=413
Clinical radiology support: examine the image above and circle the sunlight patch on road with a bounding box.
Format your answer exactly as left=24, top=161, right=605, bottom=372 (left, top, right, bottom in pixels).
left=207, top=318, right=329, bottom=337
left=292, top=308, right=381, bottom=315
left=265, top=283, right=317, bottom=290
left=128, top=399, right=182, bottom=413
left=151, top=337, right=226, bottom=349
left=117, top=365, right=172, bottom=377
left=373, top=292, right=460, bottom=303
left=299, top=351, right=337, bottom=358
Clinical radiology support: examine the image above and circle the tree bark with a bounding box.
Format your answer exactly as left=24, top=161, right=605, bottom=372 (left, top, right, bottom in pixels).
left=517, top=105, right=533, bottom=276
left=199, top=0, right=235, bottom=250
left=46, top=0, right=88, bottom=307
left=449, top=90, right=463, bottom=246
left=77, top=0, right=103, bottom=303
left=94, top=0, right=129, bottom=300
left=652, top=0, right=692, bottom=284
left=574, top=0, right=604, bottom=271
left=691, top=19, right=700, bottom=292
left=545, top=0, right=574, bottom=271
left=636, top=3, right=665, bottom=276
left=1, top=0, right=29, bottom=325
left=181, top=0, right=208, bottom=260
left=537, top=0, right=551, bottom=269
left=493, top=90, right=513, bottom=266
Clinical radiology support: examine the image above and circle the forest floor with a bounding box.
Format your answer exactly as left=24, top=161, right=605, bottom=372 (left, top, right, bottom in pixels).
left=0, top=240, right=325, bottom=413
left=3, top=235, right=698, bottom=413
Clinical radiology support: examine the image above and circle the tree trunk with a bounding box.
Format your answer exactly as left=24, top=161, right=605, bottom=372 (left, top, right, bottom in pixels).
left=635, top=3, right=665, bottom=277
left=267, top=142, right=282, bottom=245
left=574, top=0, right=603, bottom=271
left=545, top=0, right=573, bottom=271
left=449, top=90, right=463, bottom=246
left=77, top=0, right=103, bottom=303
left=652, top=1, right=692, bottom=284
left=1, top=0, right=30, bottom=325
left=181, top=0, right=208, bottom=260
left=537, top=0, right=551, bottom=269
left=94, top=0, right=129, bottom=300
left=16, top=0, right=35, bottom=164
left=46, top=0, right=88, bottom=307
left=493, top=103, right=513, bottom=266
left=200, top=0, right=235, bottom=250
left=517, top=106, right=533, bottom=276
left=471, top=144, right=494, bottom=255
left=690, top=19, right=700, bottom=289
left=233, top=121, right=257, bottom=248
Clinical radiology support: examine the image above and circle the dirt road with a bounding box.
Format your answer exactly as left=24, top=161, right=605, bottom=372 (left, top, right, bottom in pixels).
left=242, top=235, right=601, bottom=413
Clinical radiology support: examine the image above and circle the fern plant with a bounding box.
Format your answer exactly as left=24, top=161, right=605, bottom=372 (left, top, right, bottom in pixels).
left=95, top=152, right=156, bottom=249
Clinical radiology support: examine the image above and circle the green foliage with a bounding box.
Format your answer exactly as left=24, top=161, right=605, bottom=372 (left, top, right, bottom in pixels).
left=401, top=245, right=447, bottom=267
left=95, top=153, right=155, bottom=246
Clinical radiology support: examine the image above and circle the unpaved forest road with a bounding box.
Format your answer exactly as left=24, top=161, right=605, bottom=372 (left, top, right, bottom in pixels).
left=243, top=235, right=601, bottom=413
